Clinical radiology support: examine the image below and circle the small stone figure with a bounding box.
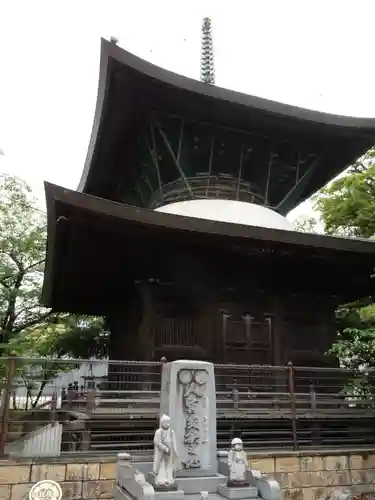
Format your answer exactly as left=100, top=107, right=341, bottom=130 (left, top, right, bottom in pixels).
left=153, top=414, right=179, bottom=490
left=227, top=438, right=249, bottom=487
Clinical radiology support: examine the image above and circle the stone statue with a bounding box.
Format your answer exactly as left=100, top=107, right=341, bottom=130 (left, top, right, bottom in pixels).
left=153, top=414, right=179, bottom=490
left=227, top=438, right=249, bottom=487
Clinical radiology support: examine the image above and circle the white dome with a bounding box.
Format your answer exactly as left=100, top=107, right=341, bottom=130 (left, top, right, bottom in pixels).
left=155, top=199, right=293, bottom=231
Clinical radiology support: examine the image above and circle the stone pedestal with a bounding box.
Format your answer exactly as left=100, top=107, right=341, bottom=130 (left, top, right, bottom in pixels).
left=146, top=471, right=185, bottom=500
left=217, top=484, right=259, bottom=500
left=154, top=490, right=185, bottom=500
left=175, top=474, right=227, bottom=495
left=160, top=360, right=217, bottom=477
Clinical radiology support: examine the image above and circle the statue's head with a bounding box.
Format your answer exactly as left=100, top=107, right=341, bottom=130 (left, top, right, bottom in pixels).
left=160, top=414, right=171, bottom=430
left=231, top=437, right=243, bottom=451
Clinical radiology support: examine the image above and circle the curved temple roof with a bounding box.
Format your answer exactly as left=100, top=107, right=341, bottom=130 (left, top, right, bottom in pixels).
left=79, top=38, right=375, bottom=214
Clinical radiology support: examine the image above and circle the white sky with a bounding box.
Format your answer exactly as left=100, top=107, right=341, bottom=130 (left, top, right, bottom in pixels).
left=0, top=0, right=374, bottom=220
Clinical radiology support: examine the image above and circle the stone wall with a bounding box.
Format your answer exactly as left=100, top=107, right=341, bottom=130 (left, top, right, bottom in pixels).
left=0, top=450, right=374, bottom=500
left=248, top=450, right=375, bottom=500
left=0, top=456, right=116, bottom=500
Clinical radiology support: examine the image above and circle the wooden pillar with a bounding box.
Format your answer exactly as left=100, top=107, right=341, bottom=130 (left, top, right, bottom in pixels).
left=272, top=296, right=288, bottom=392
left=107, top=286, right=143, bottom=361
left=272, top=296, right=285, bottom=366
left=136, top=283, right=157, bottom=360
left=196, top=291, right=219, bottom=362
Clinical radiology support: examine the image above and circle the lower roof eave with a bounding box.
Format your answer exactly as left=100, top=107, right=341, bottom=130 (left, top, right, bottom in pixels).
left=44, top=182, right=375, bottom=254
left=42, top=183, right=375, bottom=314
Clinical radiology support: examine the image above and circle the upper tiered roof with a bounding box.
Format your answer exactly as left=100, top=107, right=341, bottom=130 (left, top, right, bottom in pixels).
left=79, top=38, right=375, bottom=214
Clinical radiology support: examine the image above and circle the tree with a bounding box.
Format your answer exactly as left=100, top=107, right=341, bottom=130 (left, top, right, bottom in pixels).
left=292, top=215, right=319, bottom=233
left=315, top=147, right=375, bottom=238
left=311, top=147, right=375, bottom=392
left=0, top=174, right=51, bottom=345
left=0, top=174, right=109, bottom=408
left=328, top=302, right=375, bottom=396
left=292, top=209, right=375, bottom=392
left=0, top=174, right=106, bottom=359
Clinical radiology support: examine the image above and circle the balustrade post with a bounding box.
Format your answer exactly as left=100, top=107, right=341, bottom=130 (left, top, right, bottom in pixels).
left=81, top=387, right=96, bottom=452
left=232, top=381, right=239, bottom=410
left=287, top=361, right=298, bottom=450
left=309, top=382, right=317, bottom=413
left=160, top=357, right=167, bottom=391
left=0, top=357, right=15, bottom=455
left=51, top=391, right=57, bottom=423
left=66, top=383, right=74, bottom=409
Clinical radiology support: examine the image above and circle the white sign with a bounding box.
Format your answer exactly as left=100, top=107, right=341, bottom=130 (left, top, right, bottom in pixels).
left=29, top=480, right=62, bottom=500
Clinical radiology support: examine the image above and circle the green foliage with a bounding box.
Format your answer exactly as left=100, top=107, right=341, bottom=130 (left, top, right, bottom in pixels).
left=0, top=174, right=109, bottom=407
left=0, top=174, right=50, bottom=345
left=328, top=304, right=375, bottom=396
left=292, top=201, right=375, bottom=394
left=292, top=215, right=319, bottom=233
left=43, top=316, right=109, bottom=359
left=315, top=147, right=375, bottom=238
left=312, top=147, right=375, bottom=394
left=0, top=174, right=107, bottom=360
left=330, top=304, right=375, bottom=370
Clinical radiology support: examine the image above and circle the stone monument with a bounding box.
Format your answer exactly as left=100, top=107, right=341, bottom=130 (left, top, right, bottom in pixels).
left=160, top=360, right=217, bottom=476
left=114, top=359, right=281, bottom=500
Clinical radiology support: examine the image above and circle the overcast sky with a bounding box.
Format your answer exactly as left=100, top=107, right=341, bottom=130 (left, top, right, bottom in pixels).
left=0, top=0, right=374, bottom=219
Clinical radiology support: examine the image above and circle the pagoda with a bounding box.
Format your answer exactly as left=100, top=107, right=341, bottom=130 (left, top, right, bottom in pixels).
left=42, top=37, right=375, bottom=368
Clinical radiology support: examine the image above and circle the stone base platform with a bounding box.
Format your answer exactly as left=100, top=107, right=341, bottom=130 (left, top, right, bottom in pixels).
left=154, top=489, right=186, bottom=500
left=218, top=484, right=259, bottom=500
left=145, top=473, right=185, bottom=500
left=175, top=474, right=227, bottom=494
left=115, top=485, right=259, bottom=500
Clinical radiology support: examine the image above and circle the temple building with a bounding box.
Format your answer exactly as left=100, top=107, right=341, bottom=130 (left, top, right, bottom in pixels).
left=43, top=38, right=375, bottom=367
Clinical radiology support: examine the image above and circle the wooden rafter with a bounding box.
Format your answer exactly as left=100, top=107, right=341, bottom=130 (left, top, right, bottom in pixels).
left=147, top=122, right=164, bottom=201
left=155, top=121, right=193, bottom=197
left=276, top=155, right=323, bottom=214
left=235, top=143, right=244, bottom=200
left=205, top=132, right=215, bottom=197
left=264, top=148, right=274, bottom=206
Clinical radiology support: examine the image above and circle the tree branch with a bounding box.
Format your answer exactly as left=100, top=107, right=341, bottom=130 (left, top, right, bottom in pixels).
left=9, top=251, right=25, bottom=274
left=13, top=304, right=44, bottom=322
left=0, top=277, right=11, bottom=288
left=24, top=259, right=45, bottom=273
left=11, top=310, right=53, bottom=334
left=0, top=269, right=24, bottom=341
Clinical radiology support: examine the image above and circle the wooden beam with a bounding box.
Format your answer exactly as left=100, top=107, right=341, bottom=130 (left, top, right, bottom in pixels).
left=264, top=148, right=274, bottom=205
left=148, top=122, right=164, bottom=201
left=205, top=132, right=215, bottom=197
left=276, top=155, right=323, bottom=215
left=156, top=122, right=193, bottom=197
left=236, top=143, right=244, bottom=201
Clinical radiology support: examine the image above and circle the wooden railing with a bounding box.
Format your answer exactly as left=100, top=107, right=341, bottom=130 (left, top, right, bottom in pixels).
left=1, top=357, right=375, bottom=456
